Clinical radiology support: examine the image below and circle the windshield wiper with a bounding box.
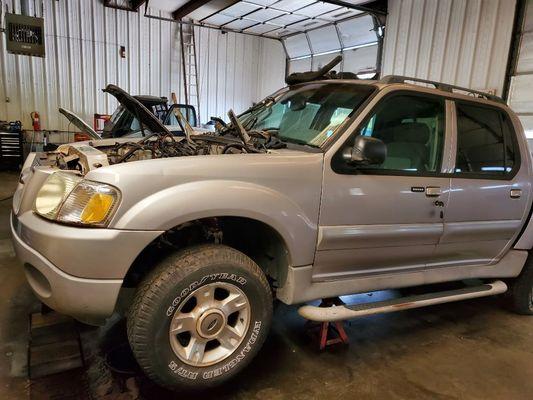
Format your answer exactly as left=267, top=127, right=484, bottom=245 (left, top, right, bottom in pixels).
left=226, top=110, right=287, bottom=151
left=227, top=109, right=252, bottom=146
left=249, top=96, right=275, bottom=114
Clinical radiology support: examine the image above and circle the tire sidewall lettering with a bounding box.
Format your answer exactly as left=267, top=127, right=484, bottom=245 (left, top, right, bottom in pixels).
left=164, top=270, right=263, bottom=381
left=167, top=320, right=262, bottom=381
left=166, top=272, right=247, bottom=317
left=201, top=320, right=261, bottom=380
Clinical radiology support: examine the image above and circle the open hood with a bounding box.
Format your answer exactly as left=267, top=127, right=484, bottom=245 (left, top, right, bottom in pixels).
left=59, top=108, right=101, bottom=140
left=102, top=84, right=172, bottom=136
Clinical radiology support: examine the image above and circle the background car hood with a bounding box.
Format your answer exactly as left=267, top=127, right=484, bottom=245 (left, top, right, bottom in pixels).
left=103, top=84, right=171, bottom=135
left=59, top=108, right=101, bottom=140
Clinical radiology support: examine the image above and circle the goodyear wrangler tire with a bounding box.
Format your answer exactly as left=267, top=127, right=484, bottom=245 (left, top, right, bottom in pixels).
left=127, top=244, right=273, bottom=391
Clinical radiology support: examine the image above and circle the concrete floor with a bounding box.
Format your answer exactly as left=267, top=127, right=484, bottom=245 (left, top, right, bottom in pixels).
left=1, top=170, right=533, bottom=399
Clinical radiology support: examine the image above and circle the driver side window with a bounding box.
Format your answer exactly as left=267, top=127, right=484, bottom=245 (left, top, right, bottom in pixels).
left=358, top=94, right=445, bottom=173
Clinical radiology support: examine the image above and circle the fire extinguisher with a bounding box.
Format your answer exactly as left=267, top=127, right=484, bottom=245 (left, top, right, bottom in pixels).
left=30, top=111, right=41, bottom=131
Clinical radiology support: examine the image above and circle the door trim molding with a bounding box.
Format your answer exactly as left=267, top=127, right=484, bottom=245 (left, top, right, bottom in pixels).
left=317, top=223, right=443, bottom=250
left=440, top=220, right=522, bottom=243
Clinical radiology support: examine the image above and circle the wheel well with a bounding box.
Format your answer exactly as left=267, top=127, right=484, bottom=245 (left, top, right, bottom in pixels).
left=122, top=217, right=291, bottom=290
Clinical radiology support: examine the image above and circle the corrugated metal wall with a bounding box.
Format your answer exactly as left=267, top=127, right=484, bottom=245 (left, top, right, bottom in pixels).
left=257, top=37, right=285, bottom=99
left=382, top=0, right=516, bottom=96
left=0, top=0, right=285, bottom=131
left=194, top=25, right=285, bottom=124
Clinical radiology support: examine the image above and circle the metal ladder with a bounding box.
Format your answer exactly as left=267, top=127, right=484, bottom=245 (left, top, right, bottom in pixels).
left=180, top=22, right=200, bottom=124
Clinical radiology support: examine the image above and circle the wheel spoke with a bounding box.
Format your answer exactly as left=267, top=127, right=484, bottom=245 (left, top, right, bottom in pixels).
left=170, top=313, right=196, bottom=334
left=194, top=284, right=215, bottom=304
left=217, top=325, right=243, bottom=350
left=220, top=292, right=247, bottom=315
left=185, top=337, right=206, bottom=363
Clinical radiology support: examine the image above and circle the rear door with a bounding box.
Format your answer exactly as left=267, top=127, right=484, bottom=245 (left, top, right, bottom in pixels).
left=432, top=101, right=532, bottom=267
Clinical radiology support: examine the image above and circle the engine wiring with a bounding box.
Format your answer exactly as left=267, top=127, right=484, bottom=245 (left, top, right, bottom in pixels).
left=106, top=121, right=286, bottom=164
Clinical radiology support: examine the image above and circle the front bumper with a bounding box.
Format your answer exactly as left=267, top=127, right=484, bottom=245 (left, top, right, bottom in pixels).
left=10, top=212, right=162, bottom=325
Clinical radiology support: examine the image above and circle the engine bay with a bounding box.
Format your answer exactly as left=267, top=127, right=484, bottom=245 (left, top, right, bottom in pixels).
left=34, top=85, right=288, bottom=175
left=36, top=129, right=285, bottom=175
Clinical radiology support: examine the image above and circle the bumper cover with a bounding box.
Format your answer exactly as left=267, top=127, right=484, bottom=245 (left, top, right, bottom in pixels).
left=12, top=211, right=162, bottom=279
left=10, top=212, right=162, bottom=324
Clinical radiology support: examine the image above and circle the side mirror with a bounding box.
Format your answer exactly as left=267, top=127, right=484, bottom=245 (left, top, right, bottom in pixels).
left=342, top=135, right=387, bottom=165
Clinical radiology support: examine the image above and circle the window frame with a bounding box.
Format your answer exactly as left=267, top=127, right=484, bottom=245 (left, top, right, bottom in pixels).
left=164, top=104, right=198, bottom=128
left=331, top=90, right=449, bottom=177
left=451, top=100, right=521, bottom=181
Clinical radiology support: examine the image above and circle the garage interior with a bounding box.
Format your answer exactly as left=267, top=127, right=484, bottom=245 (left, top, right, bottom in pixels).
left=1, top=0, right=533, bottom=399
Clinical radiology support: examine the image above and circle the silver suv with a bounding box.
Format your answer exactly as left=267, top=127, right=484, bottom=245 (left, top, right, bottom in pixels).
left=11, top=71, right=533, bottom=391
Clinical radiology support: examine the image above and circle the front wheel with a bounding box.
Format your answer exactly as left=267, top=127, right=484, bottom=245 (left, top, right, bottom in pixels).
left=127, top=244, right=273, bottom=391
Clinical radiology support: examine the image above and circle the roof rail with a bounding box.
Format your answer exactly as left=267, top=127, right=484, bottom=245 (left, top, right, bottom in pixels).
left=379, top=75, right=505, bottom=104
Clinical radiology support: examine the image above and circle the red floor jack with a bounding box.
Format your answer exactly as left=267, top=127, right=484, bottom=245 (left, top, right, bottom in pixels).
left=304, top=297, right=349, bottom=350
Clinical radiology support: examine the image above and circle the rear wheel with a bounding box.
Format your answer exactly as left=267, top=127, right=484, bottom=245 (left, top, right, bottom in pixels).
left=127, top=244, right=273, bottom=390
left=508, top=253, right=533, bottom=315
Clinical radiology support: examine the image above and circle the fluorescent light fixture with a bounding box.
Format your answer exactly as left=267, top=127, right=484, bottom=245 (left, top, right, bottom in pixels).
left=356, top=69, right=377, bottom=79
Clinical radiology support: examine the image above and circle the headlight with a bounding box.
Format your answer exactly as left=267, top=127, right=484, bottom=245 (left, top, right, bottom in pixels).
left=34, top=172, right=121, bottom=227
left=34, top=172, right=81, bottom=219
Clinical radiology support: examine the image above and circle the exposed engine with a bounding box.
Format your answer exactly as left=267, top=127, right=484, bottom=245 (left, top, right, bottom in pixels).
left=37, top=123, right=285, bottom=175
left=36, top=84, right=287, bottom=175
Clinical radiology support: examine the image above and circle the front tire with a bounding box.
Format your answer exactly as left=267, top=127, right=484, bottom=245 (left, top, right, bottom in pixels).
left=127, top=244, right=273, bottom=391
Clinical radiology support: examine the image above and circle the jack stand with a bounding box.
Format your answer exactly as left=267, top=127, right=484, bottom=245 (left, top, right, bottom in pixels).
left=305, top=298, right=349, bottom=350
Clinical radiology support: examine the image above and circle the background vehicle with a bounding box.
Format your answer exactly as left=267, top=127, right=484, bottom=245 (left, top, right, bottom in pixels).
left=102, top=95, right=199, bottom=138
left=11, top=74, right=533, bottom=391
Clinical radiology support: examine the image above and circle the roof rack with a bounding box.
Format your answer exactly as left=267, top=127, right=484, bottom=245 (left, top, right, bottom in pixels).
left=379, top=75, right=505, bottom=104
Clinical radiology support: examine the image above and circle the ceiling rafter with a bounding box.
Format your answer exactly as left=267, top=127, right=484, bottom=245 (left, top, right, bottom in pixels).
left=130, top=0, right=147, bottom=11
left=173, top=0, right=221, bottom=20
left=148, top=0, right=386, bottom=41
left=322, top=0, right=386, bottom=16
left=103, top=0, right=147, bottom=12
left=198, top=1, right=353, bottom=38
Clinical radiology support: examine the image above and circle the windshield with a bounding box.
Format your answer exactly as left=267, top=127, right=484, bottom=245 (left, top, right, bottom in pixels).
left=102, top=105, right=137, bottom=138
left=238, top=83, right=374, bottom=147
left=102, top=102, right=167, bottom=138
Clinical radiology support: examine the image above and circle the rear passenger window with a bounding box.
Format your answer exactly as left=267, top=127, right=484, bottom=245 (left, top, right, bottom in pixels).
left=455, top=103, right=516, bottom=176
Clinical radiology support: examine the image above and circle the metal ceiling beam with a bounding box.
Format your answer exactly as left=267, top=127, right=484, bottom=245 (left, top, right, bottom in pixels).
left=103, top=0, right=147, bottom=12
left=130, top=0, right=147, bottom=11
left=144, top=11, right=283, bottom=41
left=172, top=0, right=213, bottom=20
left=322, top=0, right=387, bottom=16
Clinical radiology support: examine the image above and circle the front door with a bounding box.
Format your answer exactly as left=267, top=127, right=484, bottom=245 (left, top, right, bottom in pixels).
left=315, top=91, right=451, bottom=281
left=431, top=101, right=532, bottom=267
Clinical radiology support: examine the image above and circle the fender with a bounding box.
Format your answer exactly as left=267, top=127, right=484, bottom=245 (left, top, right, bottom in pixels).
left=113, top=180, right=318, bottom=267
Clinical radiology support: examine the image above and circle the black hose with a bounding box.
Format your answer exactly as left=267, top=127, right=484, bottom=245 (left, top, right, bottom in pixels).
left=222, top=143, right=248, bottom=154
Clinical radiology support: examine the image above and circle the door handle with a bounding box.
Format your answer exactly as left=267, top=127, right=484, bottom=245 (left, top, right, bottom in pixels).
left=425, top=186, right=441, bottom=197
left=510, top=189, right=522, bottom=199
